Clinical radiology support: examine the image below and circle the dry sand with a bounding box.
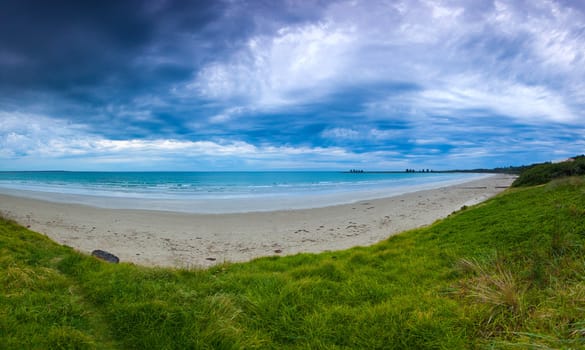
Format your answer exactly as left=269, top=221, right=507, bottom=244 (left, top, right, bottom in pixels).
left=0, top=174, right=515, bottom=268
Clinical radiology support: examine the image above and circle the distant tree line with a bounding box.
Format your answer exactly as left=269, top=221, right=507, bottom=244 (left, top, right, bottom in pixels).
left=346, top=156, right=585, bottom=186
left=441, top=166, right=531, bottom=175
left=405, top=169, right=433, bottom=173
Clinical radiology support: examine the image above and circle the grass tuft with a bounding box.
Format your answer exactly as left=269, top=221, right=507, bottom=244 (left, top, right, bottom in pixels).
left=459, top=257, right=526, bottom=319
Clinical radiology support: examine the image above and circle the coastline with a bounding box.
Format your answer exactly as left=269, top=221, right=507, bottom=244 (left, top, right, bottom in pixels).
left=0, top=174, right=516, bottom=268
left=0, top=172, right=491, bottom=213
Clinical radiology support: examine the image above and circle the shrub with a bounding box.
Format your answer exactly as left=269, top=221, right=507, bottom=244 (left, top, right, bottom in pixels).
left=512, top=155, right=585, bottom=187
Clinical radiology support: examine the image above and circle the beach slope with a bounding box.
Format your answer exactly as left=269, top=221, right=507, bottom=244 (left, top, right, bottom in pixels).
left=0, top=174, right=515, bottom=267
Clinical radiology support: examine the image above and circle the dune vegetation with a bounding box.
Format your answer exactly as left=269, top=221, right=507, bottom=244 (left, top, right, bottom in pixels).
left=512, top=155, right=585, bottom=187
left=2, top=176, right=585, bottom=349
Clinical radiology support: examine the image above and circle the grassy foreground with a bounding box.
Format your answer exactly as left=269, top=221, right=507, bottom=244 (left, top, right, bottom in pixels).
left=2, top=178, right=585, bottom=349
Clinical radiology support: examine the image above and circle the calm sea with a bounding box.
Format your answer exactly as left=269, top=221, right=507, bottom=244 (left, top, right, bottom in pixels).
left=0, top=171, right=488, bottom=213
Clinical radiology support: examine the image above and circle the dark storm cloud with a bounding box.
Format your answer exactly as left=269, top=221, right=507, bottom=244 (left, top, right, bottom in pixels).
left=0, top=0, right=332, bottom=138
left=0, top=0, right=219, bottom=95
left=0, top=0, right=328, bottom=95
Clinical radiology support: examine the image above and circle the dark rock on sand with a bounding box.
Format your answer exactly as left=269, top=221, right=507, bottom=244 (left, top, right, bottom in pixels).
left=91, top=249, right=120, bottom=263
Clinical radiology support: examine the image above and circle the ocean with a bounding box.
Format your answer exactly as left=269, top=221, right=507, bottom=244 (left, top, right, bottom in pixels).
left=0, top=171, right=489, bottom=213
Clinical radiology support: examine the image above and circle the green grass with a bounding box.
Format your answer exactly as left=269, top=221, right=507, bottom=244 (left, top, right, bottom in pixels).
left=2, top=177, right=585, bottom=349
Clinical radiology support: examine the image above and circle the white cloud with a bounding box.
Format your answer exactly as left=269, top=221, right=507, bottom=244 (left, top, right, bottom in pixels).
left=321, top=127, right=403, bottom=141
left=189, top=0, right=583, bottom=126
left=0, top=112, right=91, bottom=158
left=208, top=106, right=248, bottom=124
left=191, top=20, right=356, bottom=108
left=489, top=0, right=585, bottom=72
left=416, top=75, right=577, bottom=123
left=321, top=127, right=360, bottom=140
left=411, top=137, right=449, bottom=145
left=0, top=111, right=376, bottom=170
left=368, top=128, right=403, bottom=140
left=3, top=109, right=582, bottom=170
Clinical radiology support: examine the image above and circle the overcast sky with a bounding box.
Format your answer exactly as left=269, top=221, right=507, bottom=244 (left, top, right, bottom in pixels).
left=0, top=0, right=583, bottom=171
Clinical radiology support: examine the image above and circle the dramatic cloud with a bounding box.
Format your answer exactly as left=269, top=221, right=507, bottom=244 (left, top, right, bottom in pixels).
left=0, top=0, right=583, bottom=170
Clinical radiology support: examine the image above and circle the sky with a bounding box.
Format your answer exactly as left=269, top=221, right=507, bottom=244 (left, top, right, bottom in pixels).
left=0, top=0, right=584, bottom=171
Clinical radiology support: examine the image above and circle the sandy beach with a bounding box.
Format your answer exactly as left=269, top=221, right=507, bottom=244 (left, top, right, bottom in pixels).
left=0, top=174, right=515, bottom=268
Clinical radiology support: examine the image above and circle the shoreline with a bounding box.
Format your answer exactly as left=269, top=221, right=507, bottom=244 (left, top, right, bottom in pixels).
left=0, top=174, right=516, bottom=268
left=0, top=173, right=491, bottom=214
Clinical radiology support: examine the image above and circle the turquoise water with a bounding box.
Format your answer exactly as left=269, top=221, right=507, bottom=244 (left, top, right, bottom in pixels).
left=0, top=171, right=480, bottom=198
left=0, top=171, right=488, bottom=212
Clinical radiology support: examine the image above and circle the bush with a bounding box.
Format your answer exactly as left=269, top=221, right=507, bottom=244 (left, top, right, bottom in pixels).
left=512, top=155, right=585, bottom=187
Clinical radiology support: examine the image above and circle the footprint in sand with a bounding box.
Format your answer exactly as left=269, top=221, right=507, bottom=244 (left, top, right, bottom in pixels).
left=294, top=229, right=310, bottom=234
